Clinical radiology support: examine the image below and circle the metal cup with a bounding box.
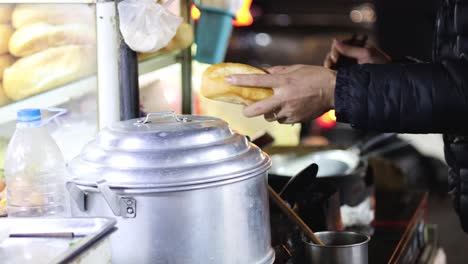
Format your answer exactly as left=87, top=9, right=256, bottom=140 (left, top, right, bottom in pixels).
left=303, top=231, right=370, bottom=264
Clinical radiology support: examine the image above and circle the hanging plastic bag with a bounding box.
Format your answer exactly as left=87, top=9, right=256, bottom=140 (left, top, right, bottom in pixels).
left=118, top=0, right=183, bottom=53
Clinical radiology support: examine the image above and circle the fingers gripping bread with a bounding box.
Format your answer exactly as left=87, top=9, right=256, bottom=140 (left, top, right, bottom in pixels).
left=201, top=63, right=273, bottom=105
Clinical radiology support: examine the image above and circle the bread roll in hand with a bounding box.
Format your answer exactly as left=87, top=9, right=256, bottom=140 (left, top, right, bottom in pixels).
left=201, top=63, right=274, bottom=105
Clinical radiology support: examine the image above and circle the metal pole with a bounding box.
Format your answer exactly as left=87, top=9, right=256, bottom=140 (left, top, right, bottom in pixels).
left=181, top=0, right=193, bottom=115
left=96, top=0, right=121, bottom=129
left=116, top=0, right=140, bottom=120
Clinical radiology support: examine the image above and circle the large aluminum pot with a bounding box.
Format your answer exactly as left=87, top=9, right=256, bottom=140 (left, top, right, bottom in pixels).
left=66, top=112, right=274, bottom=264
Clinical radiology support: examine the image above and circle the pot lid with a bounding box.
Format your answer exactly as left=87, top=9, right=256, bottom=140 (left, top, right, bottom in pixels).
left=68, top=112, right=271, bottom=188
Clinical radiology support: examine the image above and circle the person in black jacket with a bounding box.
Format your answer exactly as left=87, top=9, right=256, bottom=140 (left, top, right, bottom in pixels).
left=226, top=0, right=468, bottom=232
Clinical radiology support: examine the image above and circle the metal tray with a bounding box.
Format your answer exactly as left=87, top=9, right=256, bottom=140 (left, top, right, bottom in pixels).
left=0, top=217, right=116, bottom=264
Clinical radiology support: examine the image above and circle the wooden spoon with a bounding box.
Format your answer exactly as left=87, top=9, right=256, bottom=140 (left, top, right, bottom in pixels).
left=268, top=185, right=325, bottom=246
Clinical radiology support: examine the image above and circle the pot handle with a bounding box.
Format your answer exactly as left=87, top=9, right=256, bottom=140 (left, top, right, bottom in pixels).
left=96, top=179, right=137, bottom=218
left=136, top=111, right=191, bottom=124
left=66, top=181, right=87, bottom=212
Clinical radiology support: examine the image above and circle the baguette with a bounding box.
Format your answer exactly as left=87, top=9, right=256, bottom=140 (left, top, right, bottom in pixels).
left=9, top=23, right=96, bottom=57
left=201, top=63, right=273, bottom=105
left=0, top=24, right=13, bottom=55
left=12, top=4, right=94, bottom=28
left=0, top=83, right=10, bottom=107
left=3, top=45, right=96, bottom=101
left=0, top=54, right=14, bottom=80
left=0, top=5, right=13, bottom=23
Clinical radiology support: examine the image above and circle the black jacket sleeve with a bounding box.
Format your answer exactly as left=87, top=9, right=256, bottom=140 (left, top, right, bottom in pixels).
left=334, top=58, right=468, bottom=232
left=334, top=59, right=468, bottom=133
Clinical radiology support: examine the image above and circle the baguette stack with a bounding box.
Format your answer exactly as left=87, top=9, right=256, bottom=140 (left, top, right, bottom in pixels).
left=11, top=4, right=94, bottom=29
left=0, top=4, right=97, bottom=216
left=9, top=22, right=96, bottom=57
left=1, top=4, right=96, bottom=102
left=0, top=5, right=13, bottom=24
left=4, top=45, right=96, bottom=100
left=0, top=5, right=14, bottom=106
left=0, top=6, right=13, bottom=215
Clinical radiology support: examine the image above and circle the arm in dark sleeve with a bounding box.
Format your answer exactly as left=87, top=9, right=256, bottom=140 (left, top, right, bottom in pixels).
left=334, top=59, right=468, bottom=133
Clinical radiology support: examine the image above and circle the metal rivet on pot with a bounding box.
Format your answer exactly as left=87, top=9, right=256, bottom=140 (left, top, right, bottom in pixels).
left=127, top=207, right=134, bottom=214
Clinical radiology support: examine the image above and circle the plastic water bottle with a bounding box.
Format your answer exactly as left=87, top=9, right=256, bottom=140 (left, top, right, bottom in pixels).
left=4, top=109, right=70, bottom=217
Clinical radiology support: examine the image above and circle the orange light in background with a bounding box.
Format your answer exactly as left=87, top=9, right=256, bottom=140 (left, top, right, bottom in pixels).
left=233, top=0, right=254, bottom=27
left=191, top=1, right=254, bottom=27
left=316, top=110, right=337, bottom=129
left=191, top=4, right=201, bottom=21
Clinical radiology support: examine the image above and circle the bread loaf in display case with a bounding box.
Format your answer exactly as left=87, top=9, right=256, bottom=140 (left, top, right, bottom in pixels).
left=0, top=5, right=13, bottom=24
left=0, top=54, right=14, bottom=80
left=3, top=45, right=96, bottom=100
left=11, top=4, right=94, bottom=29
left=0, top=24, right=13, bottom=55
left=0, top=84, right=10, bottom=107
left=9, top=23, right=96, bottom=57
left=0, top=4, right=97, bottom=103
left=0, top=5, right=14, bottom=107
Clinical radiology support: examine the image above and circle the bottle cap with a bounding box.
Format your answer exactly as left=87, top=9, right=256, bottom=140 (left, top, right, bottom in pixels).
left=17, top=108, right=41, bottom=123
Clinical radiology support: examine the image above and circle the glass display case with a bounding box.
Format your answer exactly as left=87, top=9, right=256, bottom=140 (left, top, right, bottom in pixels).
left=0, top=0, right=193, bottom=162
left=0, top=0, right=300, bottom=186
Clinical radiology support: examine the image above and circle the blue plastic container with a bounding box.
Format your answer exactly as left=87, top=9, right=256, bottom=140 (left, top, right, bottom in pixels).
left=195, top=5, right=235, bottom=64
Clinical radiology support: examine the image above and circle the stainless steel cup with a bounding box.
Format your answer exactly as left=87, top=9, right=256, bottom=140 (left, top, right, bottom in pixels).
left=303, top=231, right=370, bottom=264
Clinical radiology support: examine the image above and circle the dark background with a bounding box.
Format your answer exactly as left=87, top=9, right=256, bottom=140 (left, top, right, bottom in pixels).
left=227, top=0, right=440, bottom=65
left=225, top=0, right=468, bottom=262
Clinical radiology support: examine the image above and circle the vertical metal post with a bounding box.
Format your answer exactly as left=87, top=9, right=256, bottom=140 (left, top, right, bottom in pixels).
left=96, top=0, right=121, bottom=129
left=181, top=0, right=193, bottom=115
left=117, top=1, right=140, bottom=120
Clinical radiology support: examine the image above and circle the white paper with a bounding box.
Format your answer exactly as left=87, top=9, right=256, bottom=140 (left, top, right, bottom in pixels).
left=340, top=197, right=375, bottom=227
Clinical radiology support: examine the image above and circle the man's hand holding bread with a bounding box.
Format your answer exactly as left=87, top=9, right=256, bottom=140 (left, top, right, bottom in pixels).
left=202, top=63, right=336, bottom=124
